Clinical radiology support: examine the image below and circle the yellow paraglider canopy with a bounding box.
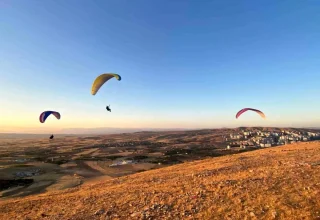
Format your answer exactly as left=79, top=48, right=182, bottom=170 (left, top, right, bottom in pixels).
left=91, top=73, right=121, bottom=95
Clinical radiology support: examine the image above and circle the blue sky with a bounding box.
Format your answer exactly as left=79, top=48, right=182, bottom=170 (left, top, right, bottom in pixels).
left=1, top=0, right=320, bottom=132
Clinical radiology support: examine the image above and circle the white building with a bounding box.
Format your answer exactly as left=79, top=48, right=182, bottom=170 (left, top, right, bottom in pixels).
left=109, top=160, right=135, bottom=167
left=260, top=143, right=272, bottom=147
left=303, top=136, right=310, bottom=141
left=230, top=134, right=243, bottom=139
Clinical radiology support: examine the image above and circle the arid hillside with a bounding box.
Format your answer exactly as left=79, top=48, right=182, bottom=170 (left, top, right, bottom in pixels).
left=1, top=141, right=320, bottom=220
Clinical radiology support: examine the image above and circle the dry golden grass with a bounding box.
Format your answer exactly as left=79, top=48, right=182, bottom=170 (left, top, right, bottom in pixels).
left=1, top=141, right=320, bottom=220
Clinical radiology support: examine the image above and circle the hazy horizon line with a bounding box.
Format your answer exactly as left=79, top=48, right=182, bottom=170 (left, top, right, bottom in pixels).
left=1, top=126, right=319, bottom=136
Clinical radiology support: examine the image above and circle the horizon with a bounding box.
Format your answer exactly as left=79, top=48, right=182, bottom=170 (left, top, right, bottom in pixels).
left=1, top=0, right=320, bottom=133
left=0, top=126, right=319, bottom=136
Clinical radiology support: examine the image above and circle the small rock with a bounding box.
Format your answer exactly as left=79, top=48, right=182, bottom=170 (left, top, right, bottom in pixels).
left=94, top=209, right=105, bottom=215
left=162, top=204, right=170, bottom=211
left=40, top=213, right=48, bottom=217
left=183, top=210, right=191, bottom=216
left=151, top=204, right=159, bottom=209
left=131, top=212, right=140, bottom=217
left=250, top=212, right=255, bottom=217
left=272, top=211, right=277, bottom=218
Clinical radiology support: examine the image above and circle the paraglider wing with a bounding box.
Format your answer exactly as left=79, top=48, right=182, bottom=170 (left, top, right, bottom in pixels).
left=39, top=111, right=61, bottom=123
left=236, top=108, right=266, bottom=119
left=91, top=73, right=121, bottom=95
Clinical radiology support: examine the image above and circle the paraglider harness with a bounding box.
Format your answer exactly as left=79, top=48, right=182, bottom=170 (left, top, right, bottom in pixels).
left=106, top=105, right=111, bottom=112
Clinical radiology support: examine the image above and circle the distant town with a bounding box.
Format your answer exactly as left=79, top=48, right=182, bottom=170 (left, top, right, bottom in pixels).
left=226, top=128, right=320, bottom=149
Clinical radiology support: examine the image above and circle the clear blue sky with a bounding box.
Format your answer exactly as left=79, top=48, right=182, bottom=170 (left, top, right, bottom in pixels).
left=1, top=0, right=319, bottom=132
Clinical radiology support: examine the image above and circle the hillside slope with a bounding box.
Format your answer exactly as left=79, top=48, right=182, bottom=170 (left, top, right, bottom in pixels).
left=1, top=141, right=320, bottom=220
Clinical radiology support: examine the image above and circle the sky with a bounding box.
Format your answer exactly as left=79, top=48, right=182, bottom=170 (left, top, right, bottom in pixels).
left=1, top=0, right=320, bottom=133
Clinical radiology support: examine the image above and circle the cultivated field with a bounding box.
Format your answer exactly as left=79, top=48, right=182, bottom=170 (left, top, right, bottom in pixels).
left=0, top=129, right=248, bottom=199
